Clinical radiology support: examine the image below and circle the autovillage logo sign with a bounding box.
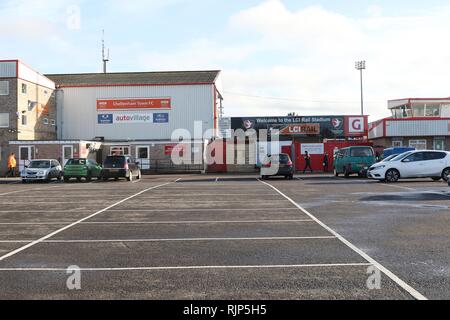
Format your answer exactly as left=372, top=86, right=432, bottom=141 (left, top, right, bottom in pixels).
left=98, top=112, right=169, bottom=124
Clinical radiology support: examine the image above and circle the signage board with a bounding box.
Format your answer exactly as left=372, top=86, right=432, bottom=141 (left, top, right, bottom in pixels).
left=97, top=98, right=171, bottom=110
left=279, top=124, right=320, bottom=135
left=98, top=112, right=169, bottom=124
left=301, top=143, right=325, bottom=155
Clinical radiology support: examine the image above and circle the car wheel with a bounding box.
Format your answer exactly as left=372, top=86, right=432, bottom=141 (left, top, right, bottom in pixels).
left=441, top=168, right=450, bottom=181
left=103, top=177, right=109, bottom=181
left=76, top=177, right=82, bottom=182
left=385, top=169, right=400, bottom=183
left=432, top=177, right=441, bottom=182
left=64, top=177, right=70, bottom=182
left=22, top=179, right=27, bottom=184
left=86, top=173, right=92, bottom=182
left=289, top=175, right=294, bottom=180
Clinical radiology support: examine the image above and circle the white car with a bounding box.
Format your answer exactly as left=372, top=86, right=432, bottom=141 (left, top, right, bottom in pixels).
left=21, top=159, right=63, bottom=183
left=368, top=150, right=450, bottom=183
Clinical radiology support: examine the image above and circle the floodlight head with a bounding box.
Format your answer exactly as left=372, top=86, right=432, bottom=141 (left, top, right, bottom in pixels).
left=355, top=60, right=366, bottom=70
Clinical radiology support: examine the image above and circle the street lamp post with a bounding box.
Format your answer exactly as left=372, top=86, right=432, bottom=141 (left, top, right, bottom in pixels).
left=355, top=61, right=366, bottom=116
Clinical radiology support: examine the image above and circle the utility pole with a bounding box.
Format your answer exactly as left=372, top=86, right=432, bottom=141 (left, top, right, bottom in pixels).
left=355, top=60, right=366, bottom=116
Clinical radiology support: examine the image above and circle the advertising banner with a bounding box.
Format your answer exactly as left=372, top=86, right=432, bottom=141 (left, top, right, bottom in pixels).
left=231, top=116, right=347, bottom=138
left=98, top=112, right=169, bottom=124
left=301, top=143, right=325, bottom=155
left=279, top=124, right=321, bottom=135
left=97, top=98, right=171, bottom=110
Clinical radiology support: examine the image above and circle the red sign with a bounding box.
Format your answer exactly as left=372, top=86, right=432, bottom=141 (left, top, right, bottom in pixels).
left=165, top=144, right=186, bottom=156
left=280, top=124, right=320, bottom=135
left=97, top=98, right=171, bottom=110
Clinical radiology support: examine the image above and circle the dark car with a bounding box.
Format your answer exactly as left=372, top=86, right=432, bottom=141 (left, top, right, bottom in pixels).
left=260, top=153, right=294, bottom=180
left=101, top=155, right=142, bottom=182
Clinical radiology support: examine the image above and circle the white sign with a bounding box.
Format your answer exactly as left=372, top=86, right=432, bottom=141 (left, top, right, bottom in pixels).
left=301, top=143, right=324, bottom=155
left=348, top=117, right=365, bottom=133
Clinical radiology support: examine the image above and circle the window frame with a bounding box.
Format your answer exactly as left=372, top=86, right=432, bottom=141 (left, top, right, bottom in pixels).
left=0, top=113, right=9, bottom=128
left=0, top=81, right=9, bottom=96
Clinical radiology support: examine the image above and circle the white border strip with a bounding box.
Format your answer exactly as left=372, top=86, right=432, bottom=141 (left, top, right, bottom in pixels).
left=0, top=181, right=173, bottom=262
left=0, top=263, right=372, bottom=272
left=258, top=179, right=428, bottom=301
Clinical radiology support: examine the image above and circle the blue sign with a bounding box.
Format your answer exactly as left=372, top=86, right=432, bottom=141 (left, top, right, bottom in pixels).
left=98, top=114, right=113, bottom=124
left=153, top=113, right=169, bottom=123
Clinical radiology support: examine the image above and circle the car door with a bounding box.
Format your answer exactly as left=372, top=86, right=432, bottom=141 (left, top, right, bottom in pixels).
left=400, top=152, right=427, bottom=177
left=424, top=152, right=447, bottom=176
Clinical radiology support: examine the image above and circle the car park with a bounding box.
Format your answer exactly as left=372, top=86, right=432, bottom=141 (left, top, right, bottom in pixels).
left=334, top=146, right=377, bottom=178
left=21, top=159, right=63, bottom=183
left=63, top=158, right=103, bottom=182
left=101, top=155, right=142, bottom=182
left=260, top=153, right=294, bottom=180
left=368, top=150, right=450, bottom=183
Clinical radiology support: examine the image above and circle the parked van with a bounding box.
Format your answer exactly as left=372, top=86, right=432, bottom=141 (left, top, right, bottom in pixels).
left=334, top=146, right=377, bottom=178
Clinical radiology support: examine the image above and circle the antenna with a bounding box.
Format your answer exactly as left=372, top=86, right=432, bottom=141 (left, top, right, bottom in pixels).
left=102, top=29, right=110, bottom=73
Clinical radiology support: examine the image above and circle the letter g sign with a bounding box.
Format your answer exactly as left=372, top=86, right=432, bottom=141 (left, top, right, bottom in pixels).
left=348, top=117, right=365, bottom=133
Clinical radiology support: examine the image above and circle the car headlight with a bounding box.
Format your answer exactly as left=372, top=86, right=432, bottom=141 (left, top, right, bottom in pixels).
left=372, top=165, right=386, bottom=171
left=38, top=171, right=46, bottom=175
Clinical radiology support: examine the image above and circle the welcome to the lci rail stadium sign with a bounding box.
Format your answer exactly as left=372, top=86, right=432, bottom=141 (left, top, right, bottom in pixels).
left=230, top=116, right=368, bottom=138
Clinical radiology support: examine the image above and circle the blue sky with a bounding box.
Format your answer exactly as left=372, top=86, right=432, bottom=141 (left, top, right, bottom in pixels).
left=2, top=0, right=450, bottom=120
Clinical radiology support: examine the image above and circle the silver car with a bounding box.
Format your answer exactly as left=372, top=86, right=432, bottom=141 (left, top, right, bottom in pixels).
left=22, top=159, right=63, bottom=183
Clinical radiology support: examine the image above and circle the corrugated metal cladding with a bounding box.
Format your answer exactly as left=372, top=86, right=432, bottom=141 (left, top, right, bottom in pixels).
left=57, top=84, right=215, bottom=141
left=0, top=61, right=17, bottom=78
left=386, top=119, right=450, bottom=136
left=368, top=121, right=384, bottom=139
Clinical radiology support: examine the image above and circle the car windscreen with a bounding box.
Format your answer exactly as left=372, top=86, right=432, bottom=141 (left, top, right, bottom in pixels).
left=382, top=154, right=398, bottom=162
left=104, top=157, right=125, bottom=167
left=66, top=159, right=86, bottom=165
left=28, top=161, right=51, bottom=169
left=391, top=151, right=414, bottom=161
left=350, top=148, right=373, bottom=157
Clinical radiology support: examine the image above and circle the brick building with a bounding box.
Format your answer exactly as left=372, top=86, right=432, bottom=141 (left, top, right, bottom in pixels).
left=0, top=60, right=57, bottom=174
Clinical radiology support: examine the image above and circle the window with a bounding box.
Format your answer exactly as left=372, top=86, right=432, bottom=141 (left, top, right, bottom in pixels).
left=110, top=146, right=130, bottom=156
left=405, top=152, right=425, bottom=162
left=137, top=147, right=149, bottom=159
left=21, top=115, right=28, bottom=126
left=392, top=140, right=403, bottom=147
left=43, top=118, right=49, bottom=125
left=0, top=81, right=9, bottom=95
left=21, top=83, right=27, bottom=94
left=425, top=152, right=446, bottom=160
left=51, top=119, right=56, bottom=126
left=425, top=104, right=440, bottom=117
left=412, top=104, right=425, bottom=117
left=409, top=140, right=427, bottom=150
left=0, top=113, right=9, bottom=128
left=351, top=148, right=374, bottom=157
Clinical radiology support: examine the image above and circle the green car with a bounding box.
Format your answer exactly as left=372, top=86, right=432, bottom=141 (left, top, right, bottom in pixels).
left=64, top=158, right=102, bottom=182
left=334, top=146, right=377, bottom=178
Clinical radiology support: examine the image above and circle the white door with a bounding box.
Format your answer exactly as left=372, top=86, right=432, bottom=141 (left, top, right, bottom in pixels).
left=401, top=152, right=428, bottom=177
left=19, top=146, right=35, bottom=172
left=136, top=146, right=150, bottom=170
left=425, top=151, right=447, bottom=176
left=62, top=145, right=74, bottom=166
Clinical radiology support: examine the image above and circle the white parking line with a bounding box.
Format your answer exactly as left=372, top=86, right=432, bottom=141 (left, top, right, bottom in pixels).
left=0, top=182, right=173, bottom=262
left=0, top=185, right=61, bottom=196
left=105, top=208, right=300, bottom=212
left=0, top=236, right=337, bottom=243
left=0, top=219, right=315, bottom=226
left=0, top=263, right=373, bottom=272
left=259, top=179, right=428, bottom=300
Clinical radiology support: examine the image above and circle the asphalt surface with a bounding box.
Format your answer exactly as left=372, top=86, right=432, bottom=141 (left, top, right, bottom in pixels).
left=0, top=174, right=448, bottom=300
